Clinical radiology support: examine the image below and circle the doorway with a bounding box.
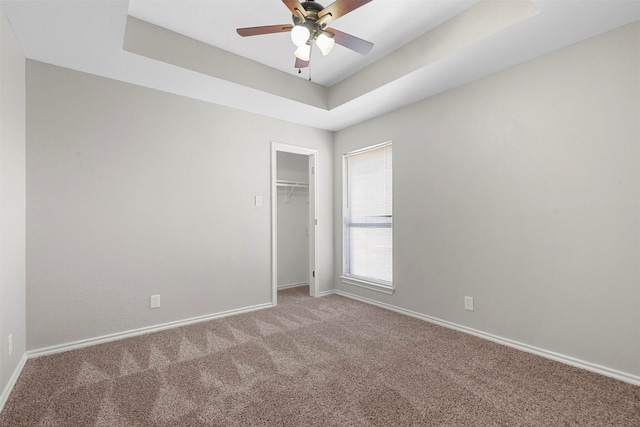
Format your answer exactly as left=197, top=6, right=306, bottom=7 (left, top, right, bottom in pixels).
left=271, top=142, right=318, bottom=305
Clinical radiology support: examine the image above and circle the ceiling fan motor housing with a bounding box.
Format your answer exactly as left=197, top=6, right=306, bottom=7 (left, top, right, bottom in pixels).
left=293, top=2, right=323, bottom=26
left=301, top=1, right=324, bottom=13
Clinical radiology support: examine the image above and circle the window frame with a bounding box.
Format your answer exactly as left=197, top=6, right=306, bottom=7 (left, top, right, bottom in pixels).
left=340, top=141, right=394, bottom=295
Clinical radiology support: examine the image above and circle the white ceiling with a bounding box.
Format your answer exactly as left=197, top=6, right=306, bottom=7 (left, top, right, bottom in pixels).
left=127, top=0, right=477, bottom=87
left=3, top=0, right=639, bottom=131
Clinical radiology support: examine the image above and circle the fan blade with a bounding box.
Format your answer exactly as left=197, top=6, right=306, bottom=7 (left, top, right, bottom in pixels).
left=237, top=24, right=293, bottom=37
left=326, top=28, right=373, bottom=55
left=282, top=0, right=307, bottom=18
left=318, top=0, right=372, bottom=26
left=295, top=57, right=309, bottom=69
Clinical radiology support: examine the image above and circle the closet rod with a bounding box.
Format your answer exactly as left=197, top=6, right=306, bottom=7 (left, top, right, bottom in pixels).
left=276, top=180, right=309, bottom=188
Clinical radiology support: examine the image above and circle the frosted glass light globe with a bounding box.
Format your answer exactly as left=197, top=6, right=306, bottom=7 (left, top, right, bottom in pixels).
left=294, top=43, right=311, bottom=61
left=290, top=25, right=311, bottom=47
left=316, top=32, right=335, bottom=56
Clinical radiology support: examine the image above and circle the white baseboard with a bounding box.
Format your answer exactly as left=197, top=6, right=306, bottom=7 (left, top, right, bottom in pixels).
left=277, top=282, right=309, bottom=290
left=0, top=353, right=27, bottom=413
left=318, top=289, right=336, bottom=297
left=28, top=302, right=274, bottom=359
left=334, top=289, right=640, bottom=387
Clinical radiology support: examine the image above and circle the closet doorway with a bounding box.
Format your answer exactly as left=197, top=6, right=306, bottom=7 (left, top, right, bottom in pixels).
left=271, top=142, right=318, bottom=305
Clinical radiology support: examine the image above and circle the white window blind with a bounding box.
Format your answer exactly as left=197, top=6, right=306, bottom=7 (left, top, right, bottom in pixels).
left=344, top=143, right=392, bottom=285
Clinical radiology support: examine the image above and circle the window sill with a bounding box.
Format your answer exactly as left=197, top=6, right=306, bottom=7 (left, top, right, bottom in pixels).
left=339, top=276, right=395, bottom=295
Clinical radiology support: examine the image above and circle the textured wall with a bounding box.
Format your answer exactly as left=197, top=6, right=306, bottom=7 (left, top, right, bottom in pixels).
left=334, top=23, right=640, bottom=377
left=0, top=3, right=26, bottom=403
left=26, top=61, right=333, bottom=350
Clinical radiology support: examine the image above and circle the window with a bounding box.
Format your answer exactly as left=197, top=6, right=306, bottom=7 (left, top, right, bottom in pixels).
left=342, top=142, right=393, bottom=294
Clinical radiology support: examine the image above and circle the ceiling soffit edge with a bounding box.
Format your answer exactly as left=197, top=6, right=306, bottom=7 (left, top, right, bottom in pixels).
left=123, top=16, right=329, bottom=110
left=329, top=0, right=539, bottom=108
left=123, top=0, right=538, bottom=111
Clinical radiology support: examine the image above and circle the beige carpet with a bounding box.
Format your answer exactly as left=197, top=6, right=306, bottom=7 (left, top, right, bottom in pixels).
left=1, top=286, right=638, bottom=426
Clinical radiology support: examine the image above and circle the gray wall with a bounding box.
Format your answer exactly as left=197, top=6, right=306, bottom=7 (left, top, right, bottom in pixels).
left=333, top=22, right=640, bottom=377
left=0, top=3, right=26, bottom=402
left=26, top=61, right=333, bottom=350
left=276, top=152, right=309, bottom=288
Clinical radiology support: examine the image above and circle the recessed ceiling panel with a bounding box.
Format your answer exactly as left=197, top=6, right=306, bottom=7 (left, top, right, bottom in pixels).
left=127, top=0, right=478, bottom=87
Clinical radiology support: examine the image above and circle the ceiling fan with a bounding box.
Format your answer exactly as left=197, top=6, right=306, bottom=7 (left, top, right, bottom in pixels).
left=236, top=0, right=374, bottom=70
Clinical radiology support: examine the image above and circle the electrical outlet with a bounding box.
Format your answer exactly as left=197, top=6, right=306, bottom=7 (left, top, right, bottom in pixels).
left=464, top=296, right=474, bottom=311
left=150, top=295, right=160, bottom=309
left=8, top=334, right=12, bottom=356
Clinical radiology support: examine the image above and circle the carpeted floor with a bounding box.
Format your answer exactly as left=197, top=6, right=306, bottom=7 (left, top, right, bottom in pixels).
left=1, top=286, right=638, bottom=426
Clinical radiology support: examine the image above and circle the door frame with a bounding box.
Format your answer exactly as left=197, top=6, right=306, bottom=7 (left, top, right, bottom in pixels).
left=271, top=142, right=319, bottom=305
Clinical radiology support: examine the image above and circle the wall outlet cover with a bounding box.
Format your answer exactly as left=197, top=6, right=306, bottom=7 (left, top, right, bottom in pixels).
left=150, top=294, right=161, bottom=309
left=464, top=296, right=474, bottom=311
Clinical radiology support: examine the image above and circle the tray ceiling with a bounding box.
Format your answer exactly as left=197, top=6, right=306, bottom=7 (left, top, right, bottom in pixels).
left=3, top=0, right=639, bottom=131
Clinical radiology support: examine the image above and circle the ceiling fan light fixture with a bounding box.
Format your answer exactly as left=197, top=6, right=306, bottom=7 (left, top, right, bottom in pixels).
left=316, top=31, right=335, bottom=56
left=294, top=43, right=311, bottom=61
left=290, top=24, right=311, bottom=47
left=236, top=0, right=375, bottom=70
